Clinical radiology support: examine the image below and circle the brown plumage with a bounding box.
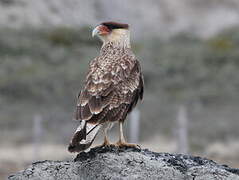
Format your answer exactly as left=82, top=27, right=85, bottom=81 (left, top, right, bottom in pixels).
left=68, top=22, right=144, bottom=153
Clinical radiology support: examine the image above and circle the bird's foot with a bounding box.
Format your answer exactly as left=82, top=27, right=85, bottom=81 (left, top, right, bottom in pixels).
left=115, top=141, right=141, bottom=149
left=94, top=140, right=112, bottom=149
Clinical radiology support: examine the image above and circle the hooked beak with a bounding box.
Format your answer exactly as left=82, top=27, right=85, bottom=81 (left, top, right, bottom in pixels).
left=92, top=26, right=100, bottom=37
left=92, top=25, right=110, bottom=37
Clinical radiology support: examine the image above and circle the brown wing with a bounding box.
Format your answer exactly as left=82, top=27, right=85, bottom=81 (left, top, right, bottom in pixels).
left=75, top=55, right=144, bottom=124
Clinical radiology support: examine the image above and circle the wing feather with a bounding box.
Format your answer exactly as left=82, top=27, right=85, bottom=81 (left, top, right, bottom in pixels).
left=80, top=103, right=92, bottom=120
left=75, top=54, right=144, bottom=124
left=88, top=96, right=103, bottom=114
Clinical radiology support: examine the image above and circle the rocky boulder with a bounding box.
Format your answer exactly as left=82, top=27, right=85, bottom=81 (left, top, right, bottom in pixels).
left=9, top=146, right=239, bottom=180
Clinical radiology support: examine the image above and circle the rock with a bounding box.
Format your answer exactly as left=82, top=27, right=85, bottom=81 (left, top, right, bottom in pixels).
left=8, top=146, right=239, bottom=180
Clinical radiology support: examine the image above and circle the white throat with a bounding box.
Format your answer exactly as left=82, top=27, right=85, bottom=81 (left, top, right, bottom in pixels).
left=101, top=29, right=131, bottom=48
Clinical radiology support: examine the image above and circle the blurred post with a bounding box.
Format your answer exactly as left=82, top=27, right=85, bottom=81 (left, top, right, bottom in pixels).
left=33, top=114, right=43, bottom=160
left=176, top=105, right=189, bottom=154
left=129, top=108, right=140, bottom=143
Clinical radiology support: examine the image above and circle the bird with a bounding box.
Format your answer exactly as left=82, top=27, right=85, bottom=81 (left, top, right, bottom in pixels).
left=68, top=21, right=144, bottom=153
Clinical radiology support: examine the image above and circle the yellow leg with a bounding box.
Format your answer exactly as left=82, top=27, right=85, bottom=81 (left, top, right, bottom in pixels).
left=102, top=128, right=110, bottom=146
left=115, top=121, right=139, bottom=148
left=95, top=125, right=111, bottom=148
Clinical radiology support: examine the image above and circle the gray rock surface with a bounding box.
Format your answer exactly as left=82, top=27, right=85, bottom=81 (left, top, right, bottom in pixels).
left=8, top=146, right=239, bottom=180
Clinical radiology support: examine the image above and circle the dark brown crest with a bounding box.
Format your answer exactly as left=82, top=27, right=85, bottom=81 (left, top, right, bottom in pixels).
left=101, top=21, right=129, bottom=30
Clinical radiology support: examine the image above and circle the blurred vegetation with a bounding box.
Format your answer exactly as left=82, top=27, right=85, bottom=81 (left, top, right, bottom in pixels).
left=0, top=27, right=99, bottom=104
left=1, top=26, right=239, bottom=150
left=141, top=30, right=239, bottom=104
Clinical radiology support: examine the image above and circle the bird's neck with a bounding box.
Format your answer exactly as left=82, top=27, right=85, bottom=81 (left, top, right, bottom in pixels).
left=101, top=29, right=131, bottom=50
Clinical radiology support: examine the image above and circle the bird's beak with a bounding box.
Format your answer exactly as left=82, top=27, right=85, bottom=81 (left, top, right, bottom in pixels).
left=92, top=25, right=110, bottom=37
left=92, top=26, right=100, bottom=37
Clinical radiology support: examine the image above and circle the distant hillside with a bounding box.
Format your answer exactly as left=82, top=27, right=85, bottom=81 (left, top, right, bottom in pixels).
left=0, top=0, right=239, bottom=38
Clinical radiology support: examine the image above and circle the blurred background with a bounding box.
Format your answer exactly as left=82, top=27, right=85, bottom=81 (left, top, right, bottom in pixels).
left=1, top=0, right=239, bottom=178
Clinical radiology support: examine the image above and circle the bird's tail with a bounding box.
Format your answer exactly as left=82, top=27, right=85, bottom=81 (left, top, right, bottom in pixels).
left=68, top=120, right=102, bottom=153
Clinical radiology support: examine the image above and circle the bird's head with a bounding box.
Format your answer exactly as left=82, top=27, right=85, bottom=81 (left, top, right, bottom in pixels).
left=92, top=21, right=130, bottom=47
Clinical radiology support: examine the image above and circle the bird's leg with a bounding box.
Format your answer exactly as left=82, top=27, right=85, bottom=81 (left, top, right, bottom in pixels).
left=102, top=128, right=111, bottom=146
left=115, top=121, right=139, bottom=148
left=117, top=121, right=126, bottom=144
left=95, top=125, right=111, bottom=148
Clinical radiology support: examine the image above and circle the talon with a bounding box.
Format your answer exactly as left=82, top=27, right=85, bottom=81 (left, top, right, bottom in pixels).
left=103, top=143, right=112, bottom=147
left=115, top=141, right=139, bottom=148
left=94, top=143, right=111, bottom=149
left=94, top=137, right=112, bottom=149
